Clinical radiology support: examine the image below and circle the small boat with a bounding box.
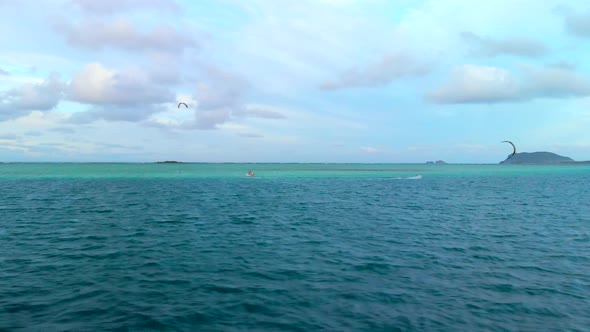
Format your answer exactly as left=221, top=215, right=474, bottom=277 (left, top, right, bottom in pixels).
left=246, top=170, right=255, bottom=177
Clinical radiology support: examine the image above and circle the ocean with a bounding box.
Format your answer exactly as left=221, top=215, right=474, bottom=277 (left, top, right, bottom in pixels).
left=1, top=163, right=589, bottom=331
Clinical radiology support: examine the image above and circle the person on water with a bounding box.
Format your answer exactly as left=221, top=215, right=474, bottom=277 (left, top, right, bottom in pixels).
left=247, top=170, right=255, bottom=177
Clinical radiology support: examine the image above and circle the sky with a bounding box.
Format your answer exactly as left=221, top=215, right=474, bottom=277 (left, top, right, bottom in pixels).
left=1, top=0, right=590, bottom=163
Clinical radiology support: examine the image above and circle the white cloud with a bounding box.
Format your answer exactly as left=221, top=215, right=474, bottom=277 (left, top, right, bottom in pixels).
left=321, top=53, right=431, bottom=90
left=361, top=146, right=381, bottom=153
left=62, top=62, right=177, bottom=123
left=69, top=62, right=173, bottom=105
left=54, top=18, right=197, bottom=53
left=69, top=63, right=116, bottom=103
left=0, top=73, right=66, bottom=120
left=71, top=0, right=178, bottom=14
left=228, top=0, right=393, bottom=94
left=239, top=104, right=286, bottom=119
left=428, top=65, right=520, bottom=103
left=428, top=64, right=590, bottom=104
left=188, top=66, right=250, bottom=129
left=0, top=111, right=71, bottom=147
left=68, top=105, right=167, bottom=123
left=392, top=0, right=563, bottom=64
left=461, top=32, right=548, bottom=58
left=520, top=64, right=590, bottom=98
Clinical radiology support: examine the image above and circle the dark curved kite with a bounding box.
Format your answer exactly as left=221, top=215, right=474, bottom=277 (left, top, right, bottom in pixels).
left=178, top=103, right=188, bottom=108
left=502, top=140, right=516, bottom=160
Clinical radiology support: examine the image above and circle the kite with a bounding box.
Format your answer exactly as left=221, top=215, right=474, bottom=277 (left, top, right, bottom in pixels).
left=502, top=140, right=516, bottom=160
left=178, top=103, right=188, bottom=108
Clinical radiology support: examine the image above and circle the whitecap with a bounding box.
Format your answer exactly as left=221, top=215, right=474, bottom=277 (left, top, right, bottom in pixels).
left=394, top=175, right=422, bottom=180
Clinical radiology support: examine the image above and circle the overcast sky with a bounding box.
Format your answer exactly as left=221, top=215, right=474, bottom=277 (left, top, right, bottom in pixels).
left=1, top=0, right=590, bottom=162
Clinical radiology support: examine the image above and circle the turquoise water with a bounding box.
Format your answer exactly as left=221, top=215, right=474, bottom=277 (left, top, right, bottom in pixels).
left=1, top=163, right=589, bottom=330
left=1, top=162, right=589, bottom=179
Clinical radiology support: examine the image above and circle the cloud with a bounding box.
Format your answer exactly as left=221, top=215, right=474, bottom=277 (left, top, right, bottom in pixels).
left=71, top=0, right=179, bottom=14
left=0, top=61, right=176, bottom=124
left=0, top=134, right=18, bottom=140
left=239, top=105, right=287, bottom=119
left=0, top=73, right=66, bottom=120
left=564, top=10, right=590, bottom=37
left=54, top=18, right=197, bottom=53
left=195, top=67, right=248, bottom=110
left=520, top=64, right=590, bottom=98
left=238, top=132, right=263, bottom=138
left=69, top=62, right=174, bottom=105
left=361, top=146, right=381, bottom=154
left=321, top=53, right=431, bottom=90
left=69, top=105, right=167, bottom=124
left=548, top=61, right=576, bottom=70
left=190, top=78, right=287, bottom=129
left=50, top=127, right=76, bottom=134
left=96, top=142, right=141, bottom=150
left=147, top=53, right=185, bottom=85
left=147, top=100, right=287, bottom=132
left=429, top=64, right=590, bottom=104
left=428, top=65, right=520, bottom=103
left=189, top=66, right=250, bottom=129
left=190, top=108, right=232, bottom=130
left=0, top=68, right=10, bottom=76
left=461, top=32, right=548, bottom=58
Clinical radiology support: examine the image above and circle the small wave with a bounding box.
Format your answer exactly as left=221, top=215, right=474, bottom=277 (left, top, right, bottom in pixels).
left=352, top=262, right=391, bottom=274
left=203, top=284, right=244, bottom=294
left=394, top=175, right=422, bottom=180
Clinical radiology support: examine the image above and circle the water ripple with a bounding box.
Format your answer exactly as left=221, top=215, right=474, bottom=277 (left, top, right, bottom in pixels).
left=1, top=174, right=589, bottom=331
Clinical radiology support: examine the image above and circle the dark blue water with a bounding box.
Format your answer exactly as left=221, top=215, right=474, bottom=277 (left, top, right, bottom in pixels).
left=1, top=172, right=589, bottom=331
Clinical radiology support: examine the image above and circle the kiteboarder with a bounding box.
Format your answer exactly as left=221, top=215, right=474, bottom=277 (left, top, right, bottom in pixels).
left=247, top=170, right=255, bottom=177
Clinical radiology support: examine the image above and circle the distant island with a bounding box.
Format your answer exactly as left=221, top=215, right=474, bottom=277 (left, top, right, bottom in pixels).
left=426, top=160, right=447, bottom=164
left=500, top=152, right=574, bottom=164
left=156, top=161, right=183, bottom=164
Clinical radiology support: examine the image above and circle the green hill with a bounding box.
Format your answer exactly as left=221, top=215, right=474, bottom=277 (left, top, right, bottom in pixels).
left=500, top=152, right=574, bottom=164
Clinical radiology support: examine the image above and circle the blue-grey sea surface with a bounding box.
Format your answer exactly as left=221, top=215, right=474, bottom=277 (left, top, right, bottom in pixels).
left=1, top=163, right=589, bottom=331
